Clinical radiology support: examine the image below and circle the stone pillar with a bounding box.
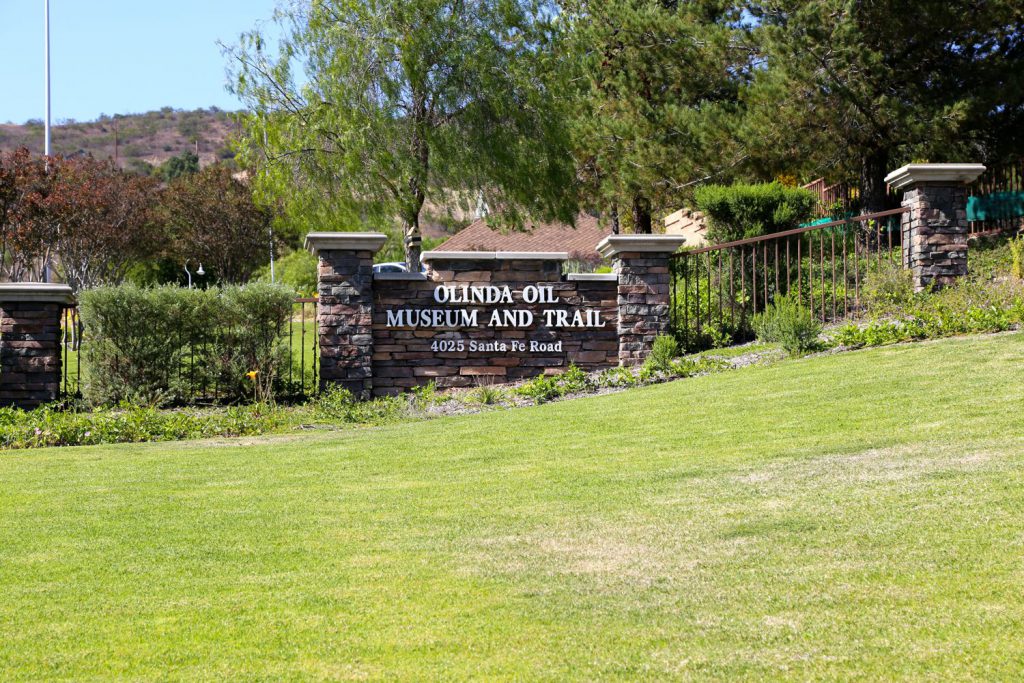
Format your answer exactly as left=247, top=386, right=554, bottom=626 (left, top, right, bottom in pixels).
left=0, top=284, right=74, bottom=409
left=305, top=232, right=388, bottom=398
left=885, top=163, right=985, bottom=291
left=597, top=235, right=686, bottom=366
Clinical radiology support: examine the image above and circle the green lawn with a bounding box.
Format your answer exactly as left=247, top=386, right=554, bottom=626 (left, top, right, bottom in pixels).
left=2, top=333, right=1024, bottom=679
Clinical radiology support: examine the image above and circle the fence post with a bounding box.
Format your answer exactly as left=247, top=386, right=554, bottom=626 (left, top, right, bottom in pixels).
left=885, top=163, right=986, bottom=291
left=304, top=232, right=388, bottom=398
left=597, top=235, right=686, bottom=366
left=0, top=283, right=74, bottom=409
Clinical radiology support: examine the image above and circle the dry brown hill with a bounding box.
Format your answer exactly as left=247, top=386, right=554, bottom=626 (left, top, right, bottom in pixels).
left=0, top=107, right=237, bottom=174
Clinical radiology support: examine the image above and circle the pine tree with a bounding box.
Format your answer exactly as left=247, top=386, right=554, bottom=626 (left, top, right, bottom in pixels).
left=559, top=0, right=747, bottom=233
left=744, top=0, right=1024, bottom=213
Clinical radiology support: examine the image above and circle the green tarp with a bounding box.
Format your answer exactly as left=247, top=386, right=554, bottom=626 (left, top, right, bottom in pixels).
left=967, top=191, right=1024, bottom=222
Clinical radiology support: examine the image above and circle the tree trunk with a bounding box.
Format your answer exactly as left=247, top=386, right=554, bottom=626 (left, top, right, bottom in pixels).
left=631, top=194, right=653, bottom=234
left=404, top=213, right=422, bottom=273
left=405, top=90, right=429, bottom=273
left=859, top=148, right=891, bottom=216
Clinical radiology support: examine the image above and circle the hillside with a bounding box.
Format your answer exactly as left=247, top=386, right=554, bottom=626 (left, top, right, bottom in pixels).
left=0, top=107, right=237, bottom=174
left=2, top=332, right=1023, bottom=678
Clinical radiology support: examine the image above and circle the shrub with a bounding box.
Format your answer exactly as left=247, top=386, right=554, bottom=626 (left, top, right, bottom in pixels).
left=469, top=384, right=505, bottom=405
left=643, top=334, right=679, bottom=375
left=863, top=260, right=915, bottom=314
left=80, top=283, right=295, bottom=406
left=1010, top=234, right=1024, bottom=280
left=516, top=374, right=562, bottom=403
left=753, top=293, right=822, bottom=356
left=694, top=181, right=817, bottom=243
left=255, top=248, right=318, bottom=296
left=598, top=366, right=638, bottom=388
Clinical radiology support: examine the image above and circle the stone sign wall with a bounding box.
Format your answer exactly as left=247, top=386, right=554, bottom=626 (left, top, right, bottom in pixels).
left=305, top=233, right=687, bottom=398
left=371, top=254, right=618, bottom=396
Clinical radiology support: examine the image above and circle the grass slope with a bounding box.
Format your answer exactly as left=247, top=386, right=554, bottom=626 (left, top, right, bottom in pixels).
left=2, top=333, right=1023, bottom=679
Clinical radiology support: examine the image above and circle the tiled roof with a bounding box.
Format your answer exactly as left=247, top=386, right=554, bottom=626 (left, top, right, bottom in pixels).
left=434, top=213, right=610, bottom=257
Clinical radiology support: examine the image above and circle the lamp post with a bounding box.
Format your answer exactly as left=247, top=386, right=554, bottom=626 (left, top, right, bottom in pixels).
left=184, top=260, right=205, bottom=289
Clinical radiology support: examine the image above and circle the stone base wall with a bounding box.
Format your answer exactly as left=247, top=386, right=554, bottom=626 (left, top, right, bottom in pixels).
left=901, top=183, right=970, bottom=290
left=0, top=302, right=63, bottom=408
left=317, top=248, right=375, bottom=397
left=371, top=258, right=617, bottom=396
left=615, top=251, right=672, bottom=365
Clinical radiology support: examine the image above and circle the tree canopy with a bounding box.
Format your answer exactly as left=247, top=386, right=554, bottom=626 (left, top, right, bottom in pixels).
left=743, top=0, right=1024, bottom=213
left=227, top=0, right=578, bottom=269
left=559, top=0, right=748, bottom=232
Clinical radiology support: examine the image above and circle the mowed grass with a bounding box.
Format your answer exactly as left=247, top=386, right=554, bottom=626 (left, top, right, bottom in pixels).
left=2, top=333, right=1024, bottom=680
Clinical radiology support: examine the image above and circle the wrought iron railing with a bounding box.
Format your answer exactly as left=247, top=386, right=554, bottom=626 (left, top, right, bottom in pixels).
left=669, top=208, right=909, bottom=351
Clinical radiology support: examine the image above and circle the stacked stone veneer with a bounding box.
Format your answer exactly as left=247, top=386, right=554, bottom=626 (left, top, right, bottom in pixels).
left=306, top=233, right=386, bottom=398
left=598, top=235, right=686, bottom=366
left=308, top=233, right=687, bottom=397
left=886, top=163, right=986, bottom=291
left=0, top=284, right=74, bottom=408
left=372, top=256, right=618, bottom=396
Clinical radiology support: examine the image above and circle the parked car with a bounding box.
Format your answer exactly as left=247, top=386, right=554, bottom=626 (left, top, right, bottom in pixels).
left=372, top=262, right=429, bottom=274
left=372, top=262, right=409, bottom=273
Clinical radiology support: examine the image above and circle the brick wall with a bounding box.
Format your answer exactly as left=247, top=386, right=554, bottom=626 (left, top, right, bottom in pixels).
left=371, top=257, right=617, bottom=396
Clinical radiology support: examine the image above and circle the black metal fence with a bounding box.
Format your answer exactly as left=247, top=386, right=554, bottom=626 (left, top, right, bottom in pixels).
left=60, top=297, right=319, bottom=402
left=669, top=208, right=909, bottom=351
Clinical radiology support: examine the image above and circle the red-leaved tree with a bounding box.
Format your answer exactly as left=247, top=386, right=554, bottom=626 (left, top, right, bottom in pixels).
left=30, top=156, right=159, bottom=292
left=159, top=165, right=273, bottom=284
left=0, top=148, right=51, bottom=282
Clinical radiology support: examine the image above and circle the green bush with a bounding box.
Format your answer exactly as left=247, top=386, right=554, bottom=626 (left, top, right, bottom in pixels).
left=255, top=248, right=318, bottom=297
left=516, top=374, right=562, bottom=403
left=753, top=293, right=822, bottom=356
left=80, top=283, right=295, bottom=406
left=863, top=261, right=915, bottom=314
left=643, top=334, right=679, bottom=375
left=1010, top=235, right=1024, bottom=280
left=694, top=181, right=817, bottom=243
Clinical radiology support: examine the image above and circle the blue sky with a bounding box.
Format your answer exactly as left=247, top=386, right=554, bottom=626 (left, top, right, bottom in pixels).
left=0, top=0, right=280, bottom=124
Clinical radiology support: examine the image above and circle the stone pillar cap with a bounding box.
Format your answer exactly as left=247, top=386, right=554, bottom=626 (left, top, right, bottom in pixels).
left=0, top=283, right=74, bottom=305
left=304, top=232, right=388, bottom=254
left=596, top=235, right=686, bottom=258
left=884, top=163, right=986, bottom=190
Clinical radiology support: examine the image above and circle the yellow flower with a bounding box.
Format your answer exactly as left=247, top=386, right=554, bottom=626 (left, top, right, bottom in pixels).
left=246, top=370, right=259, bottom=381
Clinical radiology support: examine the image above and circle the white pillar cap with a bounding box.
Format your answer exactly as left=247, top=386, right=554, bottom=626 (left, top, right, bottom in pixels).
left=596, top=235, right=686, bottom=258
left=884, top=163, right=986, bottom=190
left=304, top=232, right=388, bottom=254
left=0, top=283, right=74, bottom=305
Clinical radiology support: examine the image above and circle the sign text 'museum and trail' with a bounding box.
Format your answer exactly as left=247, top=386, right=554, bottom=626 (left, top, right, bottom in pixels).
left=384, top=284, right=608, bottom=329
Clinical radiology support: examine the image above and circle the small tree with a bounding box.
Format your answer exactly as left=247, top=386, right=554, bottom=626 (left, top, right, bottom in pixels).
left=31, top=156, right=159, bottom=292
left=160, top=165, right=273, bottom=284
left=226, top=0, right=577, bottom=270
left=160, top=151, right=200, bottom=181
left=559, top=0, right=747, bottom=233
left=0, top=148, right=51, bottom=281
left=694, top=181, right=816, bottom=243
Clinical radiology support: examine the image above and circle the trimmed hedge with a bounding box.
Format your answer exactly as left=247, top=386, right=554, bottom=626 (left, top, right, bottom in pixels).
left=79, top=283, right=295, bottom=405
left=694, top=181, right=817, bottom=243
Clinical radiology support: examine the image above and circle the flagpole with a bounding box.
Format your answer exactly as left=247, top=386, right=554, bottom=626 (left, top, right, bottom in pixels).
left=44, top=0, right=51, bottom=156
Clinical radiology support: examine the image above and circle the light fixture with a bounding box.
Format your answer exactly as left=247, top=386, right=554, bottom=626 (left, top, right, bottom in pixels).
left=196, top=263, right=205, bottom=277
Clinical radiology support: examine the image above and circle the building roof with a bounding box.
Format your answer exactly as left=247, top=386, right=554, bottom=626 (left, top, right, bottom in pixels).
left=434, top=213, right=610, bottom=257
